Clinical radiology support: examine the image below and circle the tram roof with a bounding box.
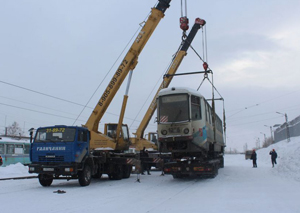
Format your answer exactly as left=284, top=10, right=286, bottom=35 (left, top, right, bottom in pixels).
left=0, top=136, right=30, bottom=144
left=158, top=87, right=204, bottom=97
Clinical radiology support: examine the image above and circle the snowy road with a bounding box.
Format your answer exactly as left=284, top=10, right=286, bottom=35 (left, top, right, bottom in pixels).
left=0, top=153, right=299, bottom=213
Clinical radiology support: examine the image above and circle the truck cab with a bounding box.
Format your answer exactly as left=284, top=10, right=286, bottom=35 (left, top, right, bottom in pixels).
left=29, top=126, right=91, bottom=186
left=30, top=126, right=89, bottom=164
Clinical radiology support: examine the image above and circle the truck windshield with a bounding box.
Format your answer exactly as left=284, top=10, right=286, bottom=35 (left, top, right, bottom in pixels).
left=34, top=127, right=76, bottom=142
left=158, top=94, right=189, bottom=123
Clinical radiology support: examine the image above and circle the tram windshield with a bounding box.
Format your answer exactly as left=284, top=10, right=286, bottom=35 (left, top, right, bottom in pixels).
left=159, top=94, right=189, bottom=123
left=34, top=127, right=76, bottom=142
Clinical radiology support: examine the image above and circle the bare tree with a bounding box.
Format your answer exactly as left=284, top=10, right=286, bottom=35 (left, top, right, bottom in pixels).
left=262, top=137, right=273, bottom=148
left=7, top=121, right=23, bottom=136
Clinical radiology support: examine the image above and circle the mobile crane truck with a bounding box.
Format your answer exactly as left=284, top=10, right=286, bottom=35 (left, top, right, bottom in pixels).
left=28, top=0, right=172, bottom=186
left=130, top=18, right=206, bottom=170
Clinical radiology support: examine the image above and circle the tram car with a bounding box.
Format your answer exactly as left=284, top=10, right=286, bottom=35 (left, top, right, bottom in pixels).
left=157, top=87, right=225, bottom=158
left=0, top=136, right=31, bottom=166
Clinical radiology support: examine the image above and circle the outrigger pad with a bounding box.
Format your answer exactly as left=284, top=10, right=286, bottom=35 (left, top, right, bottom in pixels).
left=53, top=190, right=66, bottom=194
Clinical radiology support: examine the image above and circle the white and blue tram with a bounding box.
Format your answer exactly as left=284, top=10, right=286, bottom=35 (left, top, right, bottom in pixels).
left=0, top=136, right=31, bottom=166
left=157, top=87, right=225, bottom=158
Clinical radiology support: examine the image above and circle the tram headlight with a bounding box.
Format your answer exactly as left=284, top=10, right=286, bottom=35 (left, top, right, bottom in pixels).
left=161, top=130, right=167, bottom=135
left=183, top=128, right=189, bottom=134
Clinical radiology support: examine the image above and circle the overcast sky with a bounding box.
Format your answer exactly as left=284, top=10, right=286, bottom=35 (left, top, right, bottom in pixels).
left=1, top=0, right=300, bottom=152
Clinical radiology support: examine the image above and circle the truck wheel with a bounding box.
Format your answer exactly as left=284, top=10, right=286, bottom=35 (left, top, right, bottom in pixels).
left=209, top=165, right=218, bottom=178
left=219, top=157, right=224, bottom=168
left=122, top=165, right=132, bottom=179
left=172, top=174, right=182, bottom=179
left=92, top=167, right=102, bottom=179
left=78, top=164, right=92, bottom=186
left=38, top=174, right=53, bottom=187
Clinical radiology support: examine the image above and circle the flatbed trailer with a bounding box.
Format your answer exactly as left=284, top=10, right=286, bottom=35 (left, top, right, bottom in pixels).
left=163, top=158, right=221, bottom=178
left=140, top=151, right=172, bottom=170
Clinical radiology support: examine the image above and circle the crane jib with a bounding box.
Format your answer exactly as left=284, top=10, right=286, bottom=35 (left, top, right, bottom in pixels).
left=98, top=59, right=129, bottom=107
left=85, top=0, right=173, bottom=131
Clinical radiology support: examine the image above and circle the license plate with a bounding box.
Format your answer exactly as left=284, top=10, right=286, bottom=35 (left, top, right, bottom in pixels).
left=169, top=128, right=180, bottom=133
left=43, top=168, right=54, bottom=171
left=194, top=167, right=204, bottom=171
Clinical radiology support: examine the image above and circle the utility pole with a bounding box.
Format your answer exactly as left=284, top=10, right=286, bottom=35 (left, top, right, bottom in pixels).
left=264, top=125, right=274, bottom=144
left=260, top=132, right=266, bottom=148
left=276, top=112, right=290, bottom=142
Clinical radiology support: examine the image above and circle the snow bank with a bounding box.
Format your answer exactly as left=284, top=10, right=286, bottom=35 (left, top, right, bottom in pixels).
left=0, top=163, right=32, bottom=179
left=256, top=137, right=300, bottom=182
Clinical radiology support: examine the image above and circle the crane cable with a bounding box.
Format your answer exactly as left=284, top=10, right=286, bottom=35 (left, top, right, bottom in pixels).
left=180, top=0, right=189, bottom=33
left=181, top=0, right=187, bottom=17
left=128, top=1, right=191, bottom=130
left=191, top=25, right=227, bottom=145
left=129, top=41, right=186, bottom=130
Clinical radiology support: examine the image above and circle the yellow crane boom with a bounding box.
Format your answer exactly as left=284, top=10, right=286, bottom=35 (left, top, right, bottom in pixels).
left=83, top=0, right=172, bottom=151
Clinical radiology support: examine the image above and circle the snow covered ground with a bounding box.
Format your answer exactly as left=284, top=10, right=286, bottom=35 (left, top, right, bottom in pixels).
left=0, top=138, right=300, bottom=213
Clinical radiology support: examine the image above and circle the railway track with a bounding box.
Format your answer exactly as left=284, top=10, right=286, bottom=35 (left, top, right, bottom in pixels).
left=0, top=176, right=37, bottom=181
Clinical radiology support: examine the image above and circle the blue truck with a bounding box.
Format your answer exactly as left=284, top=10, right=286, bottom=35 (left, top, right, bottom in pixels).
left=29, top=125, right=137, bottom=186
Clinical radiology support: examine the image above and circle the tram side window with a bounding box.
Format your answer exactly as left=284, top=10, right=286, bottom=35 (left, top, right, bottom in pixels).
left=191, top=95, right=201, bottom=120
left=205, top=103, right=211, bottom=124
left=0, top=144, right=4, bottom=154
left=205, top=103, right=208, bottom=122
left=15, top=145, right=23, bottom=154
left=208, top=107, right=211, bottom=124
left=7, top=144, right=14, bottom=154
left=24, top=144, right=30, bottom=154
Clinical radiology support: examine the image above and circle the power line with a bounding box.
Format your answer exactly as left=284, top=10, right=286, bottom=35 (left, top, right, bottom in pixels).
left=0, top=80, right=83, bottom=107
left=0, top=100, right=146, bottom=124
left=0, top=102, right=85, bottom=122
left=0, top=95, right=80, bottom=117
left=0, top=80, right=132, bottom=120
left=229, top=115, right=281, bottom=127
left=227, top=89, right=300, bottom=118
left=228, top=105, right=300, bottom=122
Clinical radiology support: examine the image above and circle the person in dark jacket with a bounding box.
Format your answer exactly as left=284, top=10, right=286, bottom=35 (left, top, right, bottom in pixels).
left=140, top=147, right=151, bottom=175
left=269, top=149, right=277, bottom=167
left=250, top=149, right=257, bottom=168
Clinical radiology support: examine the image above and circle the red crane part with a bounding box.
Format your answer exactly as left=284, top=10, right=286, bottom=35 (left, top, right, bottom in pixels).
left=195, top=18, right=206, bottom=26
left=180, top=16, right=189, bottom=31
left=203, top=62, right=208, bottom=71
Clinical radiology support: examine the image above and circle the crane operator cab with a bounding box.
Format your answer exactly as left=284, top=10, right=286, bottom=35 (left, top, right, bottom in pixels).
left=147, top=132, right=158, bottom=145
left=104, top=123, right=130, bottom=143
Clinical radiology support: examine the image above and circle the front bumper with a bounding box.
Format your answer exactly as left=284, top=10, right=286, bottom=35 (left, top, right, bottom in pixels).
left=28, top=163, right=81, bottom=176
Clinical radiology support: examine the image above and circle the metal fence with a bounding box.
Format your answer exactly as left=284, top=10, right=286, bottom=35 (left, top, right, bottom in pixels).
left=274, top=115, right=300, bottom=143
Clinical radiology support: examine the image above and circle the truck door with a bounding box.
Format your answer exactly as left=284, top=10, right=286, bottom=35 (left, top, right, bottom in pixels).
left=75, top=129, right=89, bottom=163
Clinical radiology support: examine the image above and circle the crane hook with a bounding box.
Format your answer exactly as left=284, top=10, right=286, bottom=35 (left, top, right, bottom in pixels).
left=180, top=16, right=189, bottom=31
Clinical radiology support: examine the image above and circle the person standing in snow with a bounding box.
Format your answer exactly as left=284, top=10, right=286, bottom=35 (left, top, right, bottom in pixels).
left=269, top=149, right=277, bottom=167
left=140, top=147, right=151, bottom=175
left=144, top=150, right=151, bottom=175
left=250, top=149, right=257, bottom=168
